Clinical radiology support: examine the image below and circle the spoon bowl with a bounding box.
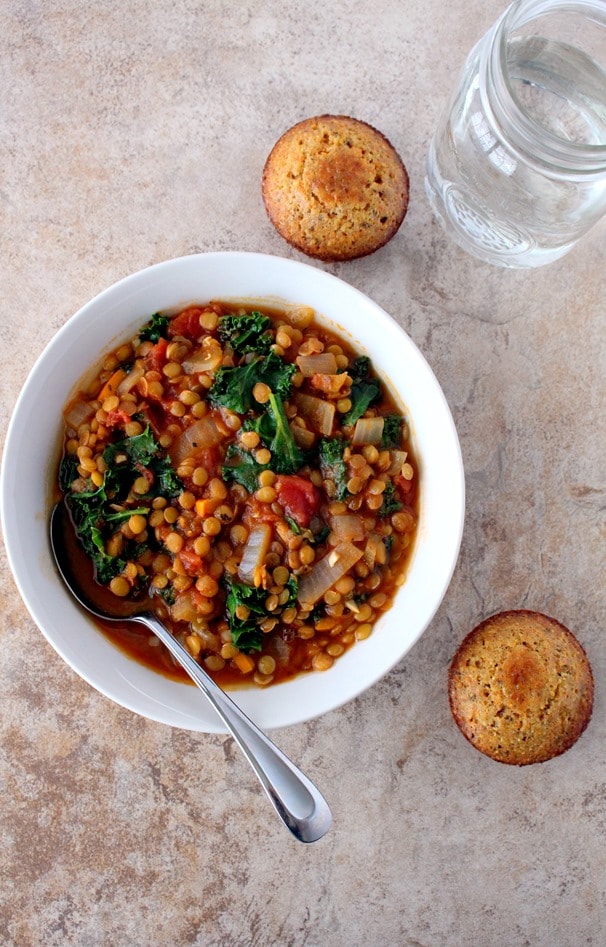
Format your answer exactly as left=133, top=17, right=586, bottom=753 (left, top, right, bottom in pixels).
left=49, top=502, right=332, bottom=843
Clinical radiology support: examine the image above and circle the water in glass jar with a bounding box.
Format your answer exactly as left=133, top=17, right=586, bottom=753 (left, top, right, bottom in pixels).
left=511, top=37, right=606, bottom=149
left=426, top=27, right=606, bottom=267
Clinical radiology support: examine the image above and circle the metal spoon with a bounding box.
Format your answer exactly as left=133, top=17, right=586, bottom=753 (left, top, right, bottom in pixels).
left=49, top=502, right=332, bottom=843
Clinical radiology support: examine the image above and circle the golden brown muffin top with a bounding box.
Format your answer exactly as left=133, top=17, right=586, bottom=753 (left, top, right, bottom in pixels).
left=448, top=610, right=594, bottom=766
left=262, top=115, right=409, bottom=261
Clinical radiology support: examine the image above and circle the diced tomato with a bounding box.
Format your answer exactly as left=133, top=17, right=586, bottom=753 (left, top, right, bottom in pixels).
left=395, top=474, right=414, bottom=495
left=168, top=307, right=204, bottom=341
left=179, top=549, right=203, bottom=576
left=145, top=400, right=173, bottom=436
left=104, top=408, right=132, bottom=429
left=243, top=497, right=281, bottom=526
left=145, top=338, right=168, bottom=373
left=310, top=372, right=350, bottom=395
left=274, top=475, right=320, bottom=528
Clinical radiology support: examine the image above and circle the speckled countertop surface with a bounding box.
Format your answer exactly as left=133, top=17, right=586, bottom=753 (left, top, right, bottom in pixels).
left=1, top=2, right=604, bottom=945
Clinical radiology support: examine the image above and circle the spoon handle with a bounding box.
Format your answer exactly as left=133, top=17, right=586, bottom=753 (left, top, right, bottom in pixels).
left=138, top=613, right=332, bottom=843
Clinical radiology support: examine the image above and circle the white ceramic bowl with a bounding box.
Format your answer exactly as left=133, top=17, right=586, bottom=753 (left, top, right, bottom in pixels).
left=1, top=252, right=464, bottom=732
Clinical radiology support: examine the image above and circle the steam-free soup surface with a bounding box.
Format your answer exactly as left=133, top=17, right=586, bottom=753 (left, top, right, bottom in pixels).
left=59, top=302, right=418, bottom=688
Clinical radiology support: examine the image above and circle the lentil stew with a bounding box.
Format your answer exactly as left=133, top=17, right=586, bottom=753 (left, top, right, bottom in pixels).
left=58, top=302, right=419, bottom=688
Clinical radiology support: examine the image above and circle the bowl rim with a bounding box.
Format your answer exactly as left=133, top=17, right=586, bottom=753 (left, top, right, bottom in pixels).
left=0, top=251, right=465, bottom=732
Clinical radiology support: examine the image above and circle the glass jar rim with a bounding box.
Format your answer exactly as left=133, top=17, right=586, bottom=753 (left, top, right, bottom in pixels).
left=488, top=0, right=606, bottom=173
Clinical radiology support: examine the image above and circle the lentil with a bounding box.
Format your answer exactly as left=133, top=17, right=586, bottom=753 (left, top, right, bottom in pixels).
left=255, top=485, right=277, bottom=503
left=252, top=382, right=271, bottom=404
left=240, top=431, right=260, bottom=449
left=258, top=655, right=276, bottom=675
left=312, top=652, right=334, bottom=672
left=254, top=447, right=271, bottom=466
left=109, top=576, right=131, bottom=597
left=128, top=514, right=147, bottom=535
left=202, top=516, right=222, bottom=537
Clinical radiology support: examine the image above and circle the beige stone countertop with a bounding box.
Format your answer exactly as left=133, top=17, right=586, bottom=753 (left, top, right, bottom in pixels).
left=1, top=1, right=604, bottom=945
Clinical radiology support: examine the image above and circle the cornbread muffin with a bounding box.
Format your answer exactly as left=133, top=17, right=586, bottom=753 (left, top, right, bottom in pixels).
left=262, top=115, right=409, bottom=261
left=448, top=610, right=594, bottom=766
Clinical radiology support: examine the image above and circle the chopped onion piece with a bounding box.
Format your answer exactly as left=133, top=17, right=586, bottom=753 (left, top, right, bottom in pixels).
left=296, top=353, right=338, bottom=376
left=271, top=635, right=292, bottom=666
left=238, top=524, right=272, bottom=584
left=291, top=424, right=315, bottom=449
left=329, top=514, right=366, bottom=544
left=182, top=337, right=223, bottom=374
left=387, top=450, right=408, bottom=475
left=297, top=542, right=364, bottom=608
left=364, top=533, right=382, bottom=570
left=63, top=401, right=95, bottom=430
left=171, top=591, right=199, bottom=623
left=170, top=415, right=224, bottom=465
left=293, top=392, right=335, bottom=436
left=352, top=417, right=385, bottom=445
left=117, top=364, right=144, bottom=395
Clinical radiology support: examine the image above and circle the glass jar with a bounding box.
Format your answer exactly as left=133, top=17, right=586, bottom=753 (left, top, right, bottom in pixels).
left=425, top=0, right=606, bottom=267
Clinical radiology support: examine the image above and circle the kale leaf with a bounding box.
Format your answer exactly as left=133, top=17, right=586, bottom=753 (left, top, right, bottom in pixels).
left=158, top=585, right=176, bottom=606
left=264, top=392, right=303, bottom=474
left=381, top=414, right=403, bottom=449
left=311, top=523, right=331, bottom=545
left=242, top=411, right=275, bottom=443
left=260, top=354, right=297, bottom=399
left=73, top=510, right=148, bottom=585
left=209, top=352, right=296, bottom=414
left=102, top=425, right=181, bottom=500
left=64, top=425, right=181, bottom=585
left=151, top=459, right=182, bottom=498
left=209, top=358, right=265, bottom=413
left=282, top=575, right=298, bottom=610
left=218, top=311, right=273, bottom=354
left=66, top=484, right=126, bottom=583
left=225, top=575, right=298, bottom=653
left=138, top=312, right=171, bottom=343
left=377, top=481, right=403, bottom=518
left=225, top=581, right=269, bottom=653
left=222, top=443, right=269, bottom=493
left=349, top=356, right=372, bottom=383
left=223, top=392, right=304, bottom=481
left=104, top=506, right=148, bottom=524
left=341, top=356, right=382, bottom=427
left=318, top=437, right=350, bottom=501
left=103, top=425, right=157, bottom=468
left=59, top=454, right=80, bottom=492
